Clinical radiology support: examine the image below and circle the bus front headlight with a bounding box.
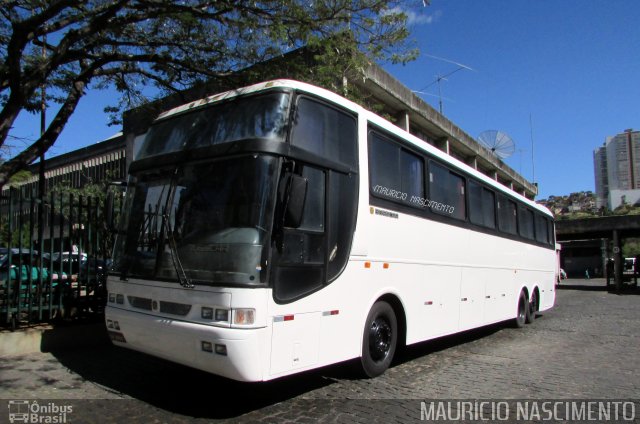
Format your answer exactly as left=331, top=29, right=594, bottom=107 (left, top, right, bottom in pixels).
left=233, top=308, right=255, bottom=325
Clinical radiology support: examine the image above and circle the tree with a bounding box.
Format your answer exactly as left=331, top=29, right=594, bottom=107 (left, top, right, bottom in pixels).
left=0, top=0, right=420, bottom=186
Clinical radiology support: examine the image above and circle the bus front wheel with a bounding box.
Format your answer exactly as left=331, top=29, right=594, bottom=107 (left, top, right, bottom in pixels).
left=360, top=301, right=397, bottom=378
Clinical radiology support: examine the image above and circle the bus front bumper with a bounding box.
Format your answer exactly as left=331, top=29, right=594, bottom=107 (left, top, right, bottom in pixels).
left=105, top=306, right=266, bottom=382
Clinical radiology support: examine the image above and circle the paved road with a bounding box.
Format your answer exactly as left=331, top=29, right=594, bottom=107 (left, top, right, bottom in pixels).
left=1, top=279, right=639, bottom=423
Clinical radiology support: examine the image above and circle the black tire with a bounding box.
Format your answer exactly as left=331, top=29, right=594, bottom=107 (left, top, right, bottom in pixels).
left=526, top=290, right=537, bottom=324
left=360, top=301, right=397, bottom=378
left=513, top=290, right=527, bottom=328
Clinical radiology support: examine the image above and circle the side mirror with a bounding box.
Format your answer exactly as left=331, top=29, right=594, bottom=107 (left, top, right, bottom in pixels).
left=284, top=174, right=308, bottom=228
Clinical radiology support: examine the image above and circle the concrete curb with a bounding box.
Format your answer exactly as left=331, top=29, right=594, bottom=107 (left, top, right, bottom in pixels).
left=0, top=321, right=110, bottom=357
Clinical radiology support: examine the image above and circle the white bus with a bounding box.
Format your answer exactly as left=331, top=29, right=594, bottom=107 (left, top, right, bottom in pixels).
left=106, top=79, right=556, bottom=381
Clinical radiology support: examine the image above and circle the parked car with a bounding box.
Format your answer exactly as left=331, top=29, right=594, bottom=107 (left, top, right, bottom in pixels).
left=80, top=257, right=111, bottom=310
left=0, top=248, right=70, bottom=285
left=80, top=257, right=110, bottom=288
left=0, top=249, right=68, bottom=322
left=51, top=251, right=88, bottom=275
left=0, top=248, right=47, bottom=282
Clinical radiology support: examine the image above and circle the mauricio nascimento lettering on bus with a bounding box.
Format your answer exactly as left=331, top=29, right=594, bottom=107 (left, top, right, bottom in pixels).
left=372, top=184, right=407, bottom=201
left=372, top=185, right=455, bottom=214
left=419, top=400, right=636, bottom=422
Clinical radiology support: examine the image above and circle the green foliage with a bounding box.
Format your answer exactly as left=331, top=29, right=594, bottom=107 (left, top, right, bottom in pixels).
left=0, top=220, right=32, bottom=249
left=622, top=238, right=640, bottom=258
left=612, top=204, right=640, bottom=216
left=556, top=211, right=598, bottom=220
left=5, top=169, right=32, bottom=186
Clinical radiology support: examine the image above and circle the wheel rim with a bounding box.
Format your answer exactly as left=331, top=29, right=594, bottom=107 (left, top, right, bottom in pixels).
left=369, top=316, right=392, bottom=362
left=529, top=293, right=537, bottom=316
left=518, top=296, right=526, bottom=322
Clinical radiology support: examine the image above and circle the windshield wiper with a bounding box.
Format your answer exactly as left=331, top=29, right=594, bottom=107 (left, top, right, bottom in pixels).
left=162, top=211, right=194, bottom=289
left=163, top=168, right=195, bottom=289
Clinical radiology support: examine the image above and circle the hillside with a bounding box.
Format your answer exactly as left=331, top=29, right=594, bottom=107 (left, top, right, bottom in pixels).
left=538, top=191, right=640, bottom=219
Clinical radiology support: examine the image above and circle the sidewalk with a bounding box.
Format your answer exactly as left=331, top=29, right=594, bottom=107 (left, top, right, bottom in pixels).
left=0, top=320, right=109, bottom=357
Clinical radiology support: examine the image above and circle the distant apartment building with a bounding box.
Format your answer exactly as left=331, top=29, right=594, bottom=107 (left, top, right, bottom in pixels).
left=593, top=145, right=608, bottom=208
left=594, top=129, right=640, bottom=209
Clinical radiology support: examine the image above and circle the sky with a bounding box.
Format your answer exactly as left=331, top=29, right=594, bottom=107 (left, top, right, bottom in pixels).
left=7, top=0, right=640, bottom=200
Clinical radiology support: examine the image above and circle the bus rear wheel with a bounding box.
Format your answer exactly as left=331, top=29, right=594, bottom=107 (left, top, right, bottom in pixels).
left=526, top=290, right=538, bottom=324
left=513, top=290, right=527, bottom=328
left=360, top=301, right=397, bottom=378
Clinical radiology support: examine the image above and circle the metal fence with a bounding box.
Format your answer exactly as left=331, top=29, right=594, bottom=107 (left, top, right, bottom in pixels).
left=0, top=188, right=120, bottom=329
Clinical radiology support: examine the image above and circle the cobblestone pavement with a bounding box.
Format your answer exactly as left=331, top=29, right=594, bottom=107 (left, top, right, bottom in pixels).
left=1, top=279, right=639, bottom=423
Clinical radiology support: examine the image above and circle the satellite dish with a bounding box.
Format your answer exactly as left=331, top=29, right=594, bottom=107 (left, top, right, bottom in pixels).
left=477, top=130, right=515, bottom=159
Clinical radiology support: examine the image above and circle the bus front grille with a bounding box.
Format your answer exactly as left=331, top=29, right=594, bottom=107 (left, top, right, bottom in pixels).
left=159, top=301, right=192, bottom=316
left=126, top=296, right=191, bottom=316
left=128, top=296, right=152, bottom=310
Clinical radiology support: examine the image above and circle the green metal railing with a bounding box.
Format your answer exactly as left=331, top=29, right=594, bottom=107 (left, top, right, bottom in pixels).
left=0, top=188, right=120, bottom=329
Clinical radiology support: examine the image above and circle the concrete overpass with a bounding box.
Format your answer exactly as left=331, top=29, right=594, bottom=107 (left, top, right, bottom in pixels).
left=556, top=215, right=640, bottom=290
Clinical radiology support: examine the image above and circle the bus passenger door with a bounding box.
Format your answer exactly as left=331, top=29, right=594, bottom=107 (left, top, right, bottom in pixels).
left=270, top=164, right=326, bottom=375
left=269, top=94, right=359, bottom=375
left=272, top=164, right=326, bottom=302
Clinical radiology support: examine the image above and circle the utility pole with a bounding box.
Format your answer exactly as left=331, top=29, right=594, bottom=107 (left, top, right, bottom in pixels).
left=38, top=32, right=46, bottom=260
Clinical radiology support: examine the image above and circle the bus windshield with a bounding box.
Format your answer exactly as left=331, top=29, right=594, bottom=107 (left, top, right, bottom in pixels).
left=113, top=155, right=278, bottom=286
left=137, top=92, right=290, bottom=159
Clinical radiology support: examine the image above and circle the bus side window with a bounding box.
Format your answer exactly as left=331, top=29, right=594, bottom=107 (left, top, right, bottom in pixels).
left=428, top=161, right=466, bottom=220
left=290, top=97, right=357, bottom=168
left=369, top=132, right=424, bottom=207
left=469, top=180, right=496, bottom=229
left=535, top=213, right=550, bottom=244
left=518, top=206, right=535, bottom=240
left=497, top=195, right=517, bottom=235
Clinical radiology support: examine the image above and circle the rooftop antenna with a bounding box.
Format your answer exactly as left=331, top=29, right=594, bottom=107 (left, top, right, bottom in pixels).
left=411, top=90, right=454, bottom=104
left=415, top=54, right=473, bottom=115
left=529, top=113, right=536, bottom=183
